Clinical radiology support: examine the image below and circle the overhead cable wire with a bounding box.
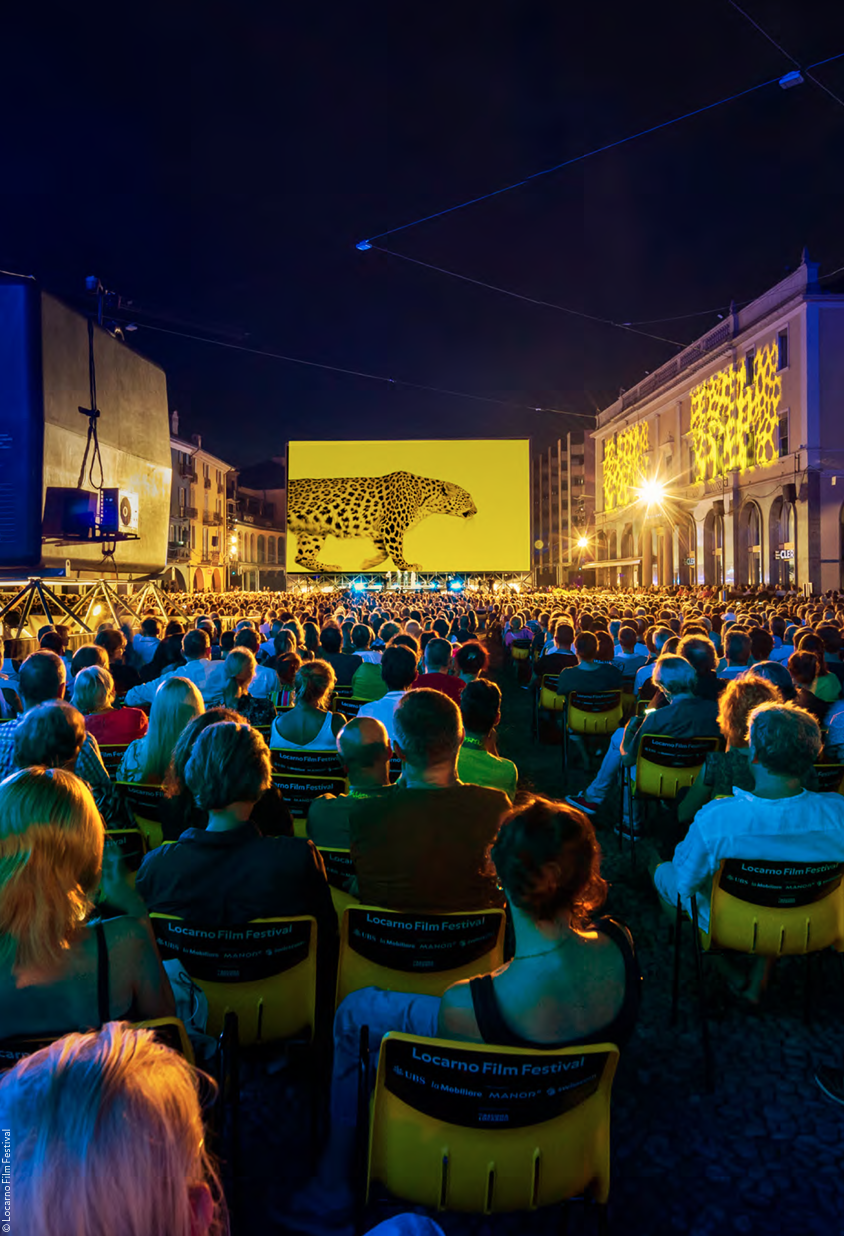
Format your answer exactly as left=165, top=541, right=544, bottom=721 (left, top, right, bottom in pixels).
left=726, top=2, right=844, bottom=111
left=119, top=317, right=597, bottom=421
left=356, top=72, right=785, bottom=245
left=367, top=244, right=685, bottom=346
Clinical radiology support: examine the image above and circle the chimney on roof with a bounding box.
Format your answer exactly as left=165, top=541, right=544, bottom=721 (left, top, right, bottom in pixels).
left=191, top=433, right=202, bottom=449
left=170, top=409, right=179, bottom=436
left=800, top=247, right=820, bottom=292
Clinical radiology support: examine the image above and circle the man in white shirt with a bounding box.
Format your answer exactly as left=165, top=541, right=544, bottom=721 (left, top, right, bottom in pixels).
left=132, top=617, right=162, bottom=667
left=357, top=644, right=418, bottom=744
left=653, top=703, right=844, bottom=937
left=232, top=629, right=277, bottom=698
left=634, top=625, right=673, bottom=694
left=124, top=629, right=225, bottom=707
left=614, top=624, right=649, bottom=660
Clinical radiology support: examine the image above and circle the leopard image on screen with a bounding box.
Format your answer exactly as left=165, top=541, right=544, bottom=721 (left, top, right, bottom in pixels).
left=288, top=471, right=478, bottom=572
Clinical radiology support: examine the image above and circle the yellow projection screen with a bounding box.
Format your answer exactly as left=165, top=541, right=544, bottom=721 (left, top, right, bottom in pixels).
left=286, top=440, right=530, bottom=573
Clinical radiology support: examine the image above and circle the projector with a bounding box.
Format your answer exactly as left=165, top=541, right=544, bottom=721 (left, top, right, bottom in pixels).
left=100, top=488, right=140, bottom=534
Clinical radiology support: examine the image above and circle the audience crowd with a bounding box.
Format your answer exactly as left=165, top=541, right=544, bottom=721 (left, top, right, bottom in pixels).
left=2, top=579, right=844, bottom=1234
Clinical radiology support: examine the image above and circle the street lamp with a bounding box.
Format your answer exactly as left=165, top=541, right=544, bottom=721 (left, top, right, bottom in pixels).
left=577, top=535, right=589, bottom=550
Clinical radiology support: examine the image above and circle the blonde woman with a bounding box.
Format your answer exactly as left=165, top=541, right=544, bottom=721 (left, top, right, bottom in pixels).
left=270, top=659, right=346, bottom=750
left=221, top=648, right=276, bottom=727
left=116, top=676, right=204, bottom=785
left=73, top=664, right=148, bottom=746
left=0, top=1022, right=226, bottom=1236
left=0, top=768, right=174, bottom=1037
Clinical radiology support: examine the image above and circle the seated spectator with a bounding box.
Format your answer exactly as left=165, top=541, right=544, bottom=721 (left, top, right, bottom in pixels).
left=13, top=698, right=87, bottom=775
left=274, top=650, right=302, bottom=707
left=567, top=654, right=720, bottom=828
left=350, top=625, right=388, bottom=702
left=220, top=648, right=277, bottom=727
left=748, top=658, right=798, bottom=702
left=136, top=721, right=335, bottom=960
left=132, top=615, right=162, bottom=667
left=162, top=708, right=293, bottom=842
left=794, top=632, right=842, bottom=704
left=94, top=629, right=141, bottom=696
left=678, top=673, right=782, bottom=825
left=411, top=636, right=465, bottom=703
left=0, top=768, right=174, bottom=1038
left=457, top=680, right=518, bottom=799
left=0, top=651, right=111, bottom=810
left=73, top=665, right=148, bottom=745
left=38, top=629, right=72, bottom=674
left=634, top=625, right=674, bottom=698
left=787, top=650, right=829, bottom=724
left=653, top=703, right=844, bottom=1001
left=454, top=639, right=489, bottom=684
left=613, top=625, right=649, bottom=678
left=232, top=628, right=278, bottom=698
left=126, top=629, right=220, bottom=706
left=749, top=627, right=775, bottom=665
left=305, top=797, right=639, bottom=1225
left=555, top=631, right=624, bottom=698
left=650, top=634, right=726, bottom=708
left=817, top=624, right=844, bottom=688
left=717, top=630, right=752, bottom=680
left=307, top=716, right=393, bottom=849
left=503, top=614, right=531, bottom=649
left=350, top=690, right=509, bottom=910
left=318, top=625, right=362, bottom=686
left=0, top=1022, right=224, bottom=1236
left=68, top=643, right=109, bottom=702
left=271, top=660, right=346, bottom=750
left=356, top=644, right=418, bottom=743
left=532, top=622, right=577, bottom=685
left=137, top=630, right=186, bottom=684
left=116, top=676, right=205, bottom=784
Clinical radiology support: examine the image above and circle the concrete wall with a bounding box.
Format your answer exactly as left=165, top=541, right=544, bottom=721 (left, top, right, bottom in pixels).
left=40, top=293, right=171, bottom=575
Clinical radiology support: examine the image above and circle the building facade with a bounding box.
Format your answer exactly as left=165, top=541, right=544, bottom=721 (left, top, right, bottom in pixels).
left=531, top=431, right=595, bottom=585
left=230, top=458, right=286, bottom=592
left=591, top=254, right=844, bottom=593
left=165, top=413, right=234, bottom=592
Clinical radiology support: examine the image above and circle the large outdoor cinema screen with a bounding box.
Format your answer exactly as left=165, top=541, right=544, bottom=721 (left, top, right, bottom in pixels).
left=286, top=440, right=530, bottom=574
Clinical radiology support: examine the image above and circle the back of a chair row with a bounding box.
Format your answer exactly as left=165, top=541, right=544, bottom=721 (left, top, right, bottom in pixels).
left=0, top=1016, right=194, bottom=1075
left=708, top=858, right=844, bottom=954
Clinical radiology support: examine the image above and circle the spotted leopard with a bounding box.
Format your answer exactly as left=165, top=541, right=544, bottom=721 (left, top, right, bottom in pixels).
left=288, top=471, right=478, bottom=571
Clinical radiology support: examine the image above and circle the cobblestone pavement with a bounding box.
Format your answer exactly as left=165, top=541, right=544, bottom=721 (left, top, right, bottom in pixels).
left=233, top=663, right=844, bottom=1236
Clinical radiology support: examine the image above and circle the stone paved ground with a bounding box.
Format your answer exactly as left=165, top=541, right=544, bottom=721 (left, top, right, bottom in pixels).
left=232, top=661, right=844, bottom=1236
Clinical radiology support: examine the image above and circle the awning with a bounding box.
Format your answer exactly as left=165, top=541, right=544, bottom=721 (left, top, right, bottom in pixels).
left=582, top=557, right=643, bottom=569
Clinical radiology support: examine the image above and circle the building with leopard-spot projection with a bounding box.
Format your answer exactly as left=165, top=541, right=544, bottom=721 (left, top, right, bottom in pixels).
left=589, top=252, right=844, bottom=593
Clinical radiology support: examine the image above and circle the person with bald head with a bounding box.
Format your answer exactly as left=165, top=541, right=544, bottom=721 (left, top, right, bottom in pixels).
left=306, top=716, right=393, bottom=849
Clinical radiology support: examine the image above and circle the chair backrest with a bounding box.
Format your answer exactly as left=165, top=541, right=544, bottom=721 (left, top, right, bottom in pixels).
left=388, top=755, right=403, bottom=783
left=97, top=742, right=129, bottom=776
left=252, top=722, right=272, bottom=743
left=336, top=906, right=506, bottom=1007
left=0, top=1017, right=195, bottom=1074
left=367, top=1033, right=618, bottom=1211
left=706, top=858, right=844, bottom=954
left=105, top=826, right=147, bottom=874
left=150, top=914, right=318, bottom=1043
left=567, top=691, right=623, bottom=734
left=337, top=697, right=364, bottom=718
left=317, top=846, right=360, bottom=919
left=271, top=747, right=345, bottom=778
left=115, top=781, right=167, bottom=849
left=271, top=771, right=348, bottom=820
left=538, top=675, right=564, bottom=712
left=635, top=734, right=720, bottom=799
left=813, top=763, right=844, bottom=795
left=510, top=642, right=532, bottom=661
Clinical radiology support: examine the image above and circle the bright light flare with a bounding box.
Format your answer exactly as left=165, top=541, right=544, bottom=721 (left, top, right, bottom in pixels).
left=636, top=477, right=667, bottom=508
left=577, top=536, right=589, bottom=549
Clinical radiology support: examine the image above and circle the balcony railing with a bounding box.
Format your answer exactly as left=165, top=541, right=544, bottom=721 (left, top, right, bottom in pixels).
left=168, top=543, right=190, bottom=562
left=217, top=482, right=224, bottom=493
left=213, top=512, right=224, bottom=524
left=179, top=464, right=197, bottom=480
left=183, top=506, right=198, bottom=519
left=204, top=476, right=212, bottom=488
left=202, top=511, right=215, bottom=524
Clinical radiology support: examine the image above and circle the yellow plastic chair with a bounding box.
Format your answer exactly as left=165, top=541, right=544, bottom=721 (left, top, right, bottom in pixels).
left=0, top=1016, right=195, bottom=1073
left=538, top=674, right=563, bottom=712
left=317, top=846, right=360, bottom=922
left=620, top=734, right=720, bottom=858
left=672, top=858, right=844, bottom=1091
left=271, top=747, right=345, bottom=779
left=336, top=906, right=506, bottom=1008
left=271, top=771, right=349, bottom=837
left=358, top=1032, right=617, bottom=1232
left=813, top=763, right=844, bottom=795
left=562, top=691, right=623, bottom=775
left=133, top=1016, right=196, bottom=1065
left=150, top=914, right=318, bottom=1044
left=114, top=781, right=167, bottom=849
left=97, top=742, right=129, bottom=777
left=104, top=826, right=147, bottom=887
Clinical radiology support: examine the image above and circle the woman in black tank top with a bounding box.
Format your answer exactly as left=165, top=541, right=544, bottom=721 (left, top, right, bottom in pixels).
left=438, top=795, right=641, bottom=1050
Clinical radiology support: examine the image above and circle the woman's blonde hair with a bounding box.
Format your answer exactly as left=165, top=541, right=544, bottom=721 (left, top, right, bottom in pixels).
left=0, top=1021, right=227, bottom=1236
left=72, top=665, right=115, bottom=715
left=294, top=658, right=335, bottom=708
left=142, top=676, right=205, bottom=784
left=717, top=673, right=781, bottom=747
left=0, top=769, right=103, bottom=975
left=221, top=649, right=255, bottom=710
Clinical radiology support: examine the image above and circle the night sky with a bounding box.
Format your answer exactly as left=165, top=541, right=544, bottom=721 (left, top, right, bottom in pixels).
left=3, top=2, right=843, bottom=467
